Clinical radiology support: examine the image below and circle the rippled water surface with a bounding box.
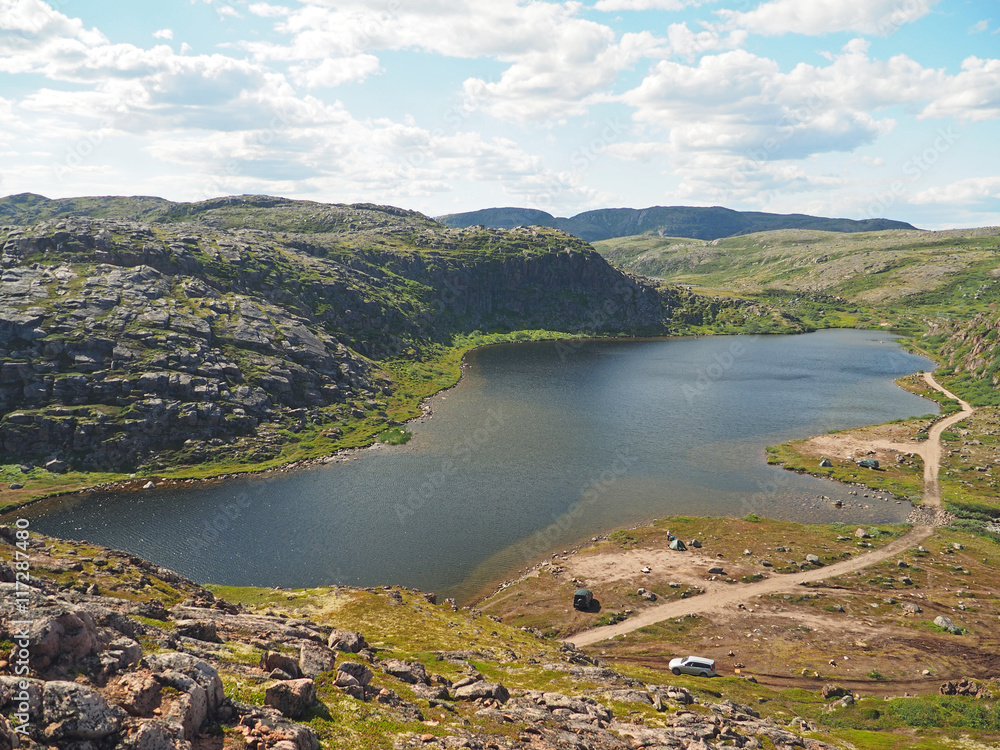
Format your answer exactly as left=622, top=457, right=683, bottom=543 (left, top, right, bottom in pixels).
left=24, top=330, right=937, bottom=600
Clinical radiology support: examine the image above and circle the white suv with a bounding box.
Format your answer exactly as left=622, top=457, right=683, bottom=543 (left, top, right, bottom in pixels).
left=668, top=655, right=717, bottom=677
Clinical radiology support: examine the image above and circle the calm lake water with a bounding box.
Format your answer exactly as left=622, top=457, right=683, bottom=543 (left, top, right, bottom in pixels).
left=23, top=330, right=937, bottom=601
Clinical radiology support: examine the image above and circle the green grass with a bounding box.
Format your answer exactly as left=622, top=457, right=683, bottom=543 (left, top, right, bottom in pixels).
left=376, top=426, right=412, bottom=445
left=828, top=695, right=1000, bottom=732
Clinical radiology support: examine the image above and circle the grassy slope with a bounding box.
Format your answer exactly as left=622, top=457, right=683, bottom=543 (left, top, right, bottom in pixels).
left=597, top=226, right=1000, bottom=521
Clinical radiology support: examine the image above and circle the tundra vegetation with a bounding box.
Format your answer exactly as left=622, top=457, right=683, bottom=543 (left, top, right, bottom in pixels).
left=4, top=196, right=1000, bottom=748
left=0, top=194, right=803, bottom=508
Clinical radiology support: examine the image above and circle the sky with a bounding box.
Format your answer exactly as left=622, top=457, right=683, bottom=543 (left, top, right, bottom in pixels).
left=0, top=0, right=998, bottom=229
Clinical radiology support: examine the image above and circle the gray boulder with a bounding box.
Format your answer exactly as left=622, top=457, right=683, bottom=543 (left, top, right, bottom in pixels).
left=327, top=628, right=368, bottom=653
left=118, top=718, right=187, bottom=750
left=174, top=619, right=220, bottom=643
left=106, top=670, right=162, bottom=717
left=44, top=458, right=69, bottom=473
left=0, top=715, right=18, bottom=750
left=143, top=652, right=225, bottom=713
left=337, top=661, right=373, bottom=687
left=299, top=642, right=337, bottom=678
left=454, top=681, right=510, bottom=704
left=143, top=652, right=226, bottom=739
left=934, top=615, right=961, bottom=634
left=265, top=678, right=317, bottom=719
left=155, top=671, right=208, bottom=740
left=29, top=607, right=102, bottom=675
left=42, top=680, right=126, bottom=742
left=381, top=658, right=430, bottom=685
left=261, top=650, right=301, bottom=679
left=106, top=636, right=144, bottom=672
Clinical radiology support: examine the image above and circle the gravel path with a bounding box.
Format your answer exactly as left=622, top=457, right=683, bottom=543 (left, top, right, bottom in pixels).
left=567, top=372, right=973, bottom=648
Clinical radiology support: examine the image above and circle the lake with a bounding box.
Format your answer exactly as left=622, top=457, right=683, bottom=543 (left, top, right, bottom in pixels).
left=22, top=329, right=937, bottom=601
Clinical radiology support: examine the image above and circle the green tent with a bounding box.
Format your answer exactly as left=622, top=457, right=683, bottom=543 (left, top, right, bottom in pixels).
left=669, top=538, right=687, bottom=551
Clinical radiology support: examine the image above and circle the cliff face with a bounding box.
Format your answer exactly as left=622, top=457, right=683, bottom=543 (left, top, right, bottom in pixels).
left=0, top=197, right=695, bottom=472
left=931, top=311, right=1000, bottom=396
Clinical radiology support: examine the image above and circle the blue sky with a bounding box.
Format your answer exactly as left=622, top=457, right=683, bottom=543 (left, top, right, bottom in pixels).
left=0, top=0, right=998, bottom=229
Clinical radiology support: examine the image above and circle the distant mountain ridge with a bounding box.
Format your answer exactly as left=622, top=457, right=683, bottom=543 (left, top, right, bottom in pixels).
left=437, top=205, right=917, bottom=242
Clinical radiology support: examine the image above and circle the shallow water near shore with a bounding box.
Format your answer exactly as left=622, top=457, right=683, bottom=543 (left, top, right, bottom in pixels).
left=24, top=330, right=936, bottom=601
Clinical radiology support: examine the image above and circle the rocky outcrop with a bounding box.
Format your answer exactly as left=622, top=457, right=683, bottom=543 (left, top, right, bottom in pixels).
left=933, top=310, right=1000, bottom=388
left=264, top=678, right=317, bottom=719
left=0, top=531, right=841, bottom=750
left=0, top=196, right=722, bottom=471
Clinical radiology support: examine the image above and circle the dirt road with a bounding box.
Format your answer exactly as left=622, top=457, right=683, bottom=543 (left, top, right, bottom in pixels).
left=919, top=372, right=973, bottom=509
left=567, top=373, right=974, bottom=648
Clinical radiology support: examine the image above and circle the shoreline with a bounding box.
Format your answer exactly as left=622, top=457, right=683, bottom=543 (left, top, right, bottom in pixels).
left=5, top=329, right=952, bottom=607
left=464, top=366, right=956, bottom=607
left=0, top=330, right=681, bottom=514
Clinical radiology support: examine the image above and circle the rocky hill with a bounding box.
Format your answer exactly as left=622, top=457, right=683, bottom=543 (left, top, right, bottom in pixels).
left=437, top=205, right=915, bottom=242
left=0, top=527, right=846, bottom=750
left=0, top=194, right=789, bottom=477
left=927, top=309, right=1000, bottom=407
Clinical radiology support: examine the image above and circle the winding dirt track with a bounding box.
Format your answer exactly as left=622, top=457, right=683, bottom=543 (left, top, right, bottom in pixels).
left=567, top=373, right=974, bottom=648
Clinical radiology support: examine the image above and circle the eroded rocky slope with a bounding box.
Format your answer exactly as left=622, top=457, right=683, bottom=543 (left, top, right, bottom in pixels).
left=0, top=195, right=752, bottom=473
left=0, top=528, right=846, bottom=750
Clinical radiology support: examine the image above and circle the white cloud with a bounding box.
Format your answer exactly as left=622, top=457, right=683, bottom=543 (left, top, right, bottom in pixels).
left=619, top=38, right=1000, bottom=176
left=248, top=2, right=289, bottom=18
left=246, top=1, right=669, bottom=119
left=910, top=176, right=1000, bottom=205
left=666, top=22, right=746, bottom=60
left=604, top=141, right=671, bottom=162
left=153, top=28, right=173, bottom=40
left=289, top=55, right=381, bottom=88
left=920, top=56, right=1000, bottom=122
left=594, top=0, right=699, bottom=9
left=970, top=19, right=990, bottom=34
left=718, top=0, right=941, bottom=37
left=461, top=30, right=666, bottom=121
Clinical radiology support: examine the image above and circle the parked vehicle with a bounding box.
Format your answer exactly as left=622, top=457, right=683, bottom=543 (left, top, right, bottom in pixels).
left=573, top=588, right=593, bottom=611
left=668, top=655, right=717, bottom=677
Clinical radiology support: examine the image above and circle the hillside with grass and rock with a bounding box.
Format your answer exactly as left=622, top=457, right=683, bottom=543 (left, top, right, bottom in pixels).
left=0, top=194, right=802, bottom=491
left=7, top=520, right=1000, bottom=750
left=6, top=196, right=1000, bottom=750
left=594, top=226, right=1000, bottom=401
left=437, top=205, right=915, bottom=243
